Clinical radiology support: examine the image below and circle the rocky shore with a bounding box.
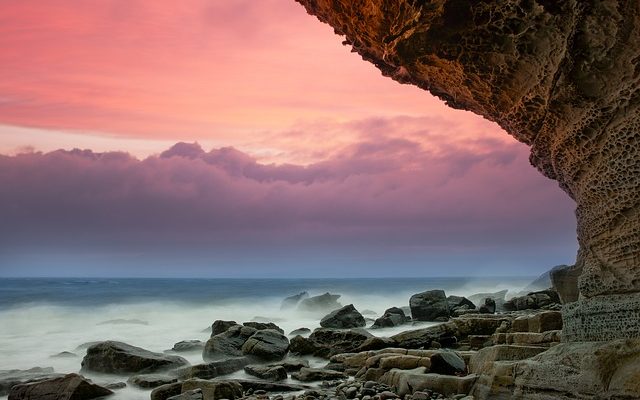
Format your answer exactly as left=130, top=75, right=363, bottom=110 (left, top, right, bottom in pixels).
left=5, top=278, right=631, bottom=400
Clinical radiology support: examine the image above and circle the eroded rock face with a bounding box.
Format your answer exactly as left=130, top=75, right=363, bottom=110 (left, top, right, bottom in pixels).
left=296, top=0, right=640, bottom=341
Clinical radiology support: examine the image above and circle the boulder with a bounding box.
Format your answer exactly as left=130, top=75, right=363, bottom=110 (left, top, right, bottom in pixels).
left=309, top=328, right=373, bottom=357
left=203, top=325, right=256, bottom=360
left=356, top=337, right=398, bottom=352
left=81, top=341, right=189, bottom=374
left=391, top=323, right=458, bottom=349
left=503, top=290, right=561, bottom=311
left=127, top=374, right=177, bottom=389
left=379, top=368, right=476, bottom=397
left=7, top=374, right=112, bottom=400
left=241, top=329, right=289, bottom=361
left=447, top=296, right=476, bottom=311
left=429, top=350, right=466, bottom=375
left=550, top=264, right=581, bottom=304
left=289, top=328, right=311, bottom=336
left=468, top=290, right=508, bottom=312
left=181, top=379, right=243, bottom=400
left=167, top=389, right=203, bottom=400
left=297, top=293, right=342, bottom=313
left=281, top=292, right=309, bottom=309
left=210, top=320, right=237, bottom=337
left=151, top=383, right=182, bottom=400
left=267, top=359, right=309, bottom=372
left=243, top=322, right=284, bottom=334
left=230, top=380, right=307, bottom=392
left=320, top=304, right=366, bottom=329
left=378, top=355, right=431, bottom=370
left=409, top=290, right=449, bottom=321
left=478, top=298, right=496, bottom=314
left=291, top=368, right=346, bottom=382
left=371, top=308, right=407, bottom=329
left=172, top=357, right=250, bottom=380
left=172, top=340, right=205, bottom=352
left=0, top=368, right=62, bottom=396
left=244, top=365, right=287, bottom=381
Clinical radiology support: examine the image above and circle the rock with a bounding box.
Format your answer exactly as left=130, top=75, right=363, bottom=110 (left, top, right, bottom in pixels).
left=167, top=389, right=203, bottom=400
left=320, top=304, right=366, bottom=329
left=550, top=264, right=581, bottom=304
left=151, top=382, right=183, bottom=400
left=172, top=340, right=205, bottom=352
left=297, top=293, right=342, bottom=313
left=230, top=379, right=308, bottom=392
left=467, top=291, right=508, bottom=312
left=210, top=320, right=237, bottom=337
left=356, top=337, right=397, bottom=352
left=409, top=290, right=449, bottom=321
left=429, top=350, right=466, bottom=375
left=447, top=296, right=476, bottom=311
left=181, top=379, right=243, bottom=400
left=243, top=322, right=284, bottom=334
left=371, top=308, right=407, bottom=329
left=522, top=265, right=570, bottom=294
left=203, top=325, right=257, bottom=360
left=50, top=352, right=76, bottom=358
left=127, top=374, right=177, bottom=389
left=0, top=368, right=62, bottom=396
left=244, top=365, right=288, bottom=381
left=241, top=329, right=289, bottom=360
left=81, top=341, right=189, bottom=374
left=288, top=335, right=319, bottom=355
left=503, top=290, right=561, bottom=311
left=379, top=368, right=476, bottom=397
left=478, top=298, right=495, bottom=314
left=468, top=345, right=548, bottom=375
left=391, top=323, right=458, bottom=349
left=281, top=292, right=309, bottom=309
left=267, top=359, right=309, bottom=372
left=378, top=355, right=431, bottom=370
left=173, top=357, right=250, bottom=380
left=291, top=368, right=346, bottom=382
left=7, top=373, right=112, bottom=400
left=307, top=328, right=373, bottom=357
left=511, top=311, right=563, bottom=333
left=289, top=328, right=311, bottom=336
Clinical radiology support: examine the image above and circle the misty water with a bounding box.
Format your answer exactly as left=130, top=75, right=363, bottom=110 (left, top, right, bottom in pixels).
left=0, top=277, right=533, bottom=400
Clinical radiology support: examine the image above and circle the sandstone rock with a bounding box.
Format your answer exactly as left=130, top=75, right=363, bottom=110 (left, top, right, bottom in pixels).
left=391, top=322, right=457, bottom=349
left=468, top=345, right=548, bottom=375
left=356, top=336, right=398, bottom=352
left=81, top=341, right=189, bottom=374
left=281, top=291, right=309, bottom=309
left=409, top=290, right=450, bottom=321
left=241, top=329, right=289, bottom=360
left=181, top=379, right=243, bottom=400
left=231, top=379, right=307, bottom=392
left=244, top=365, right=287, bottom=381
left=243, top=322, right=284, bottom=334
left=297, top=293, right=342, bottom=313
left=467, top=291, right=508, bottom=312
left=503, top=290, right=560, bottom=311
left=127, top=374, right=177, bottom=389
left=172, top=340, right=205, bottom=352
left=320, top=304, right=366, bottom=329
left=511, top=311, right=563, bottom=333
left=203, top=325, right=256, bottom=360
left=291, top=328, right=373, bottom=357
left=291, top=367, right=345, bottom=382
left=379, top=368, right=476, bottom=397
left=7, top=374, right=112, bottom=400
left=210, top=320, right=237, bottom=337
left=378, top=355, right=431, bottom=370
left=550, top=264, right=581, bottom=304
left=266, top=359, right=309, bottom=372
left=477, top=298, right=495, bottom=314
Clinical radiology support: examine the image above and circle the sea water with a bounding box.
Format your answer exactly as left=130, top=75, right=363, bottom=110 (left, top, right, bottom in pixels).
left=0, top=277, right=532, bottom=400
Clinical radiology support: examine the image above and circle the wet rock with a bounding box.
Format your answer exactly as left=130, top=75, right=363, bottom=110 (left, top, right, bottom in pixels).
left=230, top=379, right=308, bottom=392
left=320, top=304, right=366, bottom=329
left=243, top=322, right=284, bottom=334
left=478, top=298, right=496, bottom=314
left=173, top=357, right=250, bottom=380
left=289, top=328, right=311, bottom=336
left=203, top=325, right=257, bottom=360
left=50, top=352, right=76, bottom=358
left=181, top=379, right=243, bottom=400
left=429, top=350, right=466, bottom=375
left=0, top=368, right=62, bottom=396
left=8, top=373, right=112, bottom=400
left=297, top=293, right=342, bottom=313
left=391, top=323, right=457, bottom=349
left=409, top=290, right=449, bottom=321
left=267, top=359, right=309, bottom=372
left=127, top=374, right=177, bottom=389
left=81, top=341, right=189, bottom=374
left=167, top=389, right=203, bottom=400
left=172, top=340, right=205, bottom=352
left=241, top=329, right=289, bottom=361
left=151, top=382, right=183, bottom=400
left=447, top=296, right=476, bottom=311
left=210, top=320, right=237, bottom=337
left=103, top=382, right=126, bottom=390
left=356, top=337, right=397, bottom=352
left=291, top=368, right=346, bottom=382
left=307, top=328, right=373, bottom=357
left=467, top=291, right=508, bottom=312
left=244, top=365, right=287, bottom=381
left=281, top=292, right=309, bottom=309
left=503, top=290, right=561, bottom=311
left=371, top=308, right=407, bottom=329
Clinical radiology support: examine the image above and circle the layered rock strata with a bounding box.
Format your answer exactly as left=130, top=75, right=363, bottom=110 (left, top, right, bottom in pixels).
left=295, top=0, right=640, bottom=341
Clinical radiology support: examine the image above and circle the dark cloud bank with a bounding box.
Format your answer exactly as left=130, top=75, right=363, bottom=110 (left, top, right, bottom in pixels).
left=0, top=136, right=577, bottom=277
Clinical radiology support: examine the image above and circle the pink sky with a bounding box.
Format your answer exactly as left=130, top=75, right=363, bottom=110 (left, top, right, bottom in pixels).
left=0, top=0, right=509, bottom=162
left=0, top=1, right=577, bottom=276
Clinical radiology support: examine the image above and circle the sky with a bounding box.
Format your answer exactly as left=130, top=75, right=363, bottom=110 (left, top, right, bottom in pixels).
left=0, top=0, right=577, bottom=277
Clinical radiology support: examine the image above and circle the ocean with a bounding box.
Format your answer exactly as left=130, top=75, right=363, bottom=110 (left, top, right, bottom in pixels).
left=0, top=277, right=533, bottom=399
